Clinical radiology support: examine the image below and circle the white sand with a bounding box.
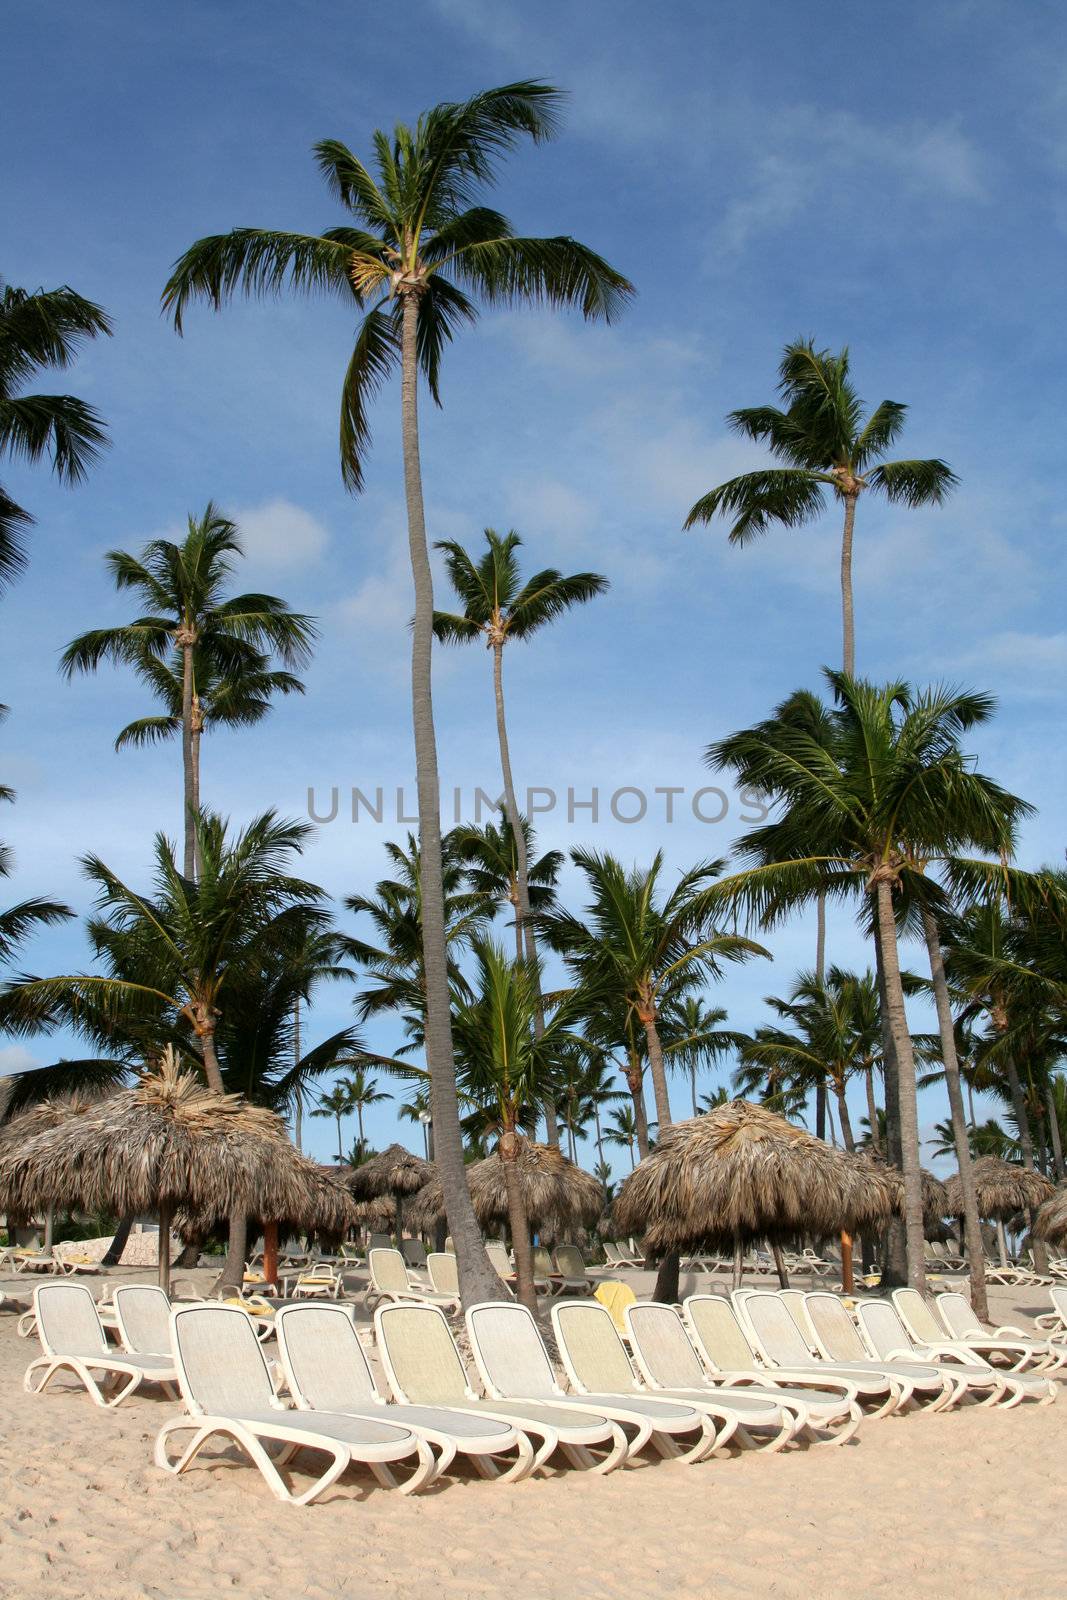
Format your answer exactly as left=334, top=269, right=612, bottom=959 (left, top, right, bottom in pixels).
left=1, top=1270, right=1064, bottom=1600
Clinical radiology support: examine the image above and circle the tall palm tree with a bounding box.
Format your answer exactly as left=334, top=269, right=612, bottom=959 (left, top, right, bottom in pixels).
left=0, top=278, right=111, bottom=589
left=658, top=994, right=746, bottom=1118
left=603, top=1103, right=641, bottom=1170
left=684, top=339, right=956, bottom=675
left=454, top=816, right=561, bottom=960
left=435, top=527, right=606, bottom=1146
left=334, top=1065, right=392, bottom=1157
left=60, top=506, right=315, bottom=877
left=311, top=1082, right=357, bottom=1164
left=1, top=809, right=327, bottom=1287
left=162, top=81, right=632, bottom=1306
left=398, top=1085, right=433, bottom=1157
left=708, top=671, right=1024, bottom=1291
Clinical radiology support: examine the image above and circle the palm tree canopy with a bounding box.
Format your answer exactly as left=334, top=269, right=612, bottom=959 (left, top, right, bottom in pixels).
left=453, top=816, right=562, bottom=914
left=684, top=339, right=957, bottom=541
left=0, top=278, right=112, bottom=587
left=113, top=644, right=305, bottom=751
left=162, top=83, right=634, bottom=492
left=433, top=527, right=607, bottom=646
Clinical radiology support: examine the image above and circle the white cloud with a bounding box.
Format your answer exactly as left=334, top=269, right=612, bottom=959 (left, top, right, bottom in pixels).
left=234, top=498, right=330, bottom=570
left=0, top=1045, right=41, bottom=1076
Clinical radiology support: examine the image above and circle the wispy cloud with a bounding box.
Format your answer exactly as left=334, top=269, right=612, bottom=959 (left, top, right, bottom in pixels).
left=234, top=498, right=331, bottom=571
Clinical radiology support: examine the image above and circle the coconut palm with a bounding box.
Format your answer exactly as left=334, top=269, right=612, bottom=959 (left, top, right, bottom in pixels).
left=162, top=80, right=633, bottom=1308
left=398, top=1085, right=433, bottom=1157
left=684, top=339, right=956, bottom=675
left=0, top=278, right=111, bottom=589
left=659, top=995, right=747, bottom=1118
left=454, top=816, right=562, bottom=960
left=603, top=1103, right=641, bottom=1170
left=434, top=527, right=607, bottom=1146
left=335, top=1066, right=392, bottom=1158
left=311, top=1082, right=357, bottom=1165
left=60, top=506, right=315, bottom=877
left=708, top=671, right=1026, bottom=1291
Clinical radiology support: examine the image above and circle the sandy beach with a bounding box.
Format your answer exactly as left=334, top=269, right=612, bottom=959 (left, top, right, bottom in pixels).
left=1, top=1272, right=1064, bottom=1600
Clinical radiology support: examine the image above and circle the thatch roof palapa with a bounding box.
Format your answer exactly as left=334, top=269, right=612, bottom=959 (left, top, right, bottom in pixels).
left=409, top=1141, right=603, bottom=1238
left=613, top=1100, right=897, bottom=1267
left=345, top=1143, right=430, bottom=1200
left=1033, top=1184, right=1067, bottom=1245
left=943, top=1157, right=1054, bottom=1221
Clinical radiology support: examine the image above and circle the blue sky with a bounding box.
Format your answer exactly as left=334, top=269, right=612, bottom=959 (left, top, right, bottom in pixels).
left=3, top=0, right=1065, bottom=1171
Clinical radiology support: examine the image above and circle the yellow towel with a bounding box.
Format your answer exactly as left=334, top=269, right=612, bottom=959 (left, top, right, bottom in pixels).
left=223, top=1296, right=274, bottom=1318
left=593, top=1279, right=637, bottom=1335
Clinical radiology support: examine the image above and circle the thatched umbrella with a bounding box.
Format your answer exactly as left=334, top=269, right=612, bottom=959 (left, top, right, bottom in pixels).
left=944, top=1157, right=1055, bottom=1265
left=0, top=1050, right=322, bottom=1291
left=613, top=1100, right=898, bottom=1287
left=344, top=1143, right=429, bottom=1239
left=409, top=1141, right=603, bottom=1240
left=350, top=1192, right=398, bottom=1234
left=1033, top=1184, right=1067, bottom=1247
left=866, top=1155, right=950, bottom=1238
left=0, top=1092, right=116, bottom=1249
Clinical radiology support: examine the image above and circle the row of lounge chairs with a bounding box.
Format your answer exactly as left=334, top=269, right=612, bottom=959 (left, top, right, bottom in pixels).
left=20, top=1277, right=1065, bottom=1505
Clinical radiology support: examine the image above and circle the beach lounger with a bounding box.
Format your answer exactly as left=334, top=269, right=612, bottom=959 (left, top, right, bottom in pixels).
left=553, top=1245, right=595, bottom=1296
left=12, top=1248, right=57, bottom=1275
left=24, top=1282, right=179, bottom=1408
left=484, top=1241, right=513, bottom=1281
left=732, top=1290, right=905, bottom=1418
left=799, top=1291, right=962, bottom=1411
left=400, top=1239, right=428, bottom=1271
left=51, top=1246, right=102, bottom=1276
left=156, top=1303, right=435, bottom=1504
left=426, top=1251, right=460, bottom=1298
left=551, top=1299, right=746, bottom=1463
left=894, top=1287, right=1046, bottom=1374
left=366, top=1247, right=459, bottom=1311
left=932, top=1290, right=1067, bottom=1373
left=275, top=1302, right=536, bottom=1484
left=1035, top=1285, right=1067, bottom=1341
left=376, top=1300, right=616, bottom=1476
left=291, top=1263, right=343, bottom=1300
left=853, top=1298, right=1051, bottom=1407
left=682, top=1294, right=863, bottom=1418
left=624, top=1300, right=860, bottom=1449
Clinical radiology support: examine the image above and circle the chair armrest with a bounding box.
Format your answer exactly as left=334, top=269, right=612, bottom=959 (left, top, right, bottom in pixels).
left=991, top=1323, right=1029, bottom=1337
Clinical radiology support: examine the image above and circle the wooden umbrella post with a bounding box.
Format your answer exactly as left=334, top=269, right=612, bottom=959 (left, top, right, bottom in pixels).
left=771, top=1242, right=790, bottom=1288
left=263, top=1218, right=279, bottom=1291
left=158, top=1199, right=172, bottom=1294
left=840, top=1229, right=854, bottom=1293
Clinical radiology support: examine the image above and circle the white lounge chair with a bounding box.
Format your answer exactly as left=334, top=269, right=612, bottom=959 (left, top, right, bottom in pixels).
left=375, top=1301, right=623, bottom=1477
left=894, top=1287, right=1052, bottom=1375
left=853, top=1298, right=1050, bottom=1408
left=933, top=1290, right=1067, bottom=1373
left=366, top=1248, right=458, bottom=1311
left=732, top=1290, right=905, bottom=1419
left=24, top=1282, right=179, bottom=1408
left=484, top=1241, right=513, bottom=1281
left=624, top=1300, right=858, bottom=1449
left=550, top=1299, right=740, bottom=1463
left=553, top=1245, right=595, bottom=1296
left=799, top=1291, right=962, bottom=1411
left=275, top=1302, right=538, bottom=1484
left=291, top=1263, right=343, bottom=1300
left=682, top=1293, right=862, bottom=1419
left=1035, top=1285, right=1067, bottom=1341
left=426, top=1251, right=460, bottom=1299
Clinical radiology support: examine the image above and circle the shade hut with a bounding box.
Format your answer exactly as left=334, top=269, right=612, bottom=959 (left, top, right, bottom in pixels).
left=0, top=1091, right=117, bottom=1248
left=344, top=1143, right=429, bottom=1240
left=0, top=1050, right=322, bottom=1291
left=864, top=1155, right=950, bottom=1238
left=409, top=1141, right=603, bottom=1240
left=1033, top=1184, right=1067, bottom=1247
left=613, top=1099, right=897, bottom=1287
left=944, top=1157, right=1055, bottom=1266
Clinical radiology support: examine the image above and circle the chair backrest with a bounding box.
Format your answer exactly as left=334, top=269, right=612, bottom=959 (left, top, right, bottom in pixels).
left=369, top=1247, right=409, bottom=1295
left=275, top=1303, right=379, bottom=1410
left=465, top=1301, right=559, bottom=1400
left=778, top=1289, right=816, bottom=1345
left=626, top=1302, right=708, bottom=1390
left=533, top=1246, right=555, bottom=1278
left=170, top=1303, right=275, bottom=1417
left=485, top=1241, right=512, bottom=1279
left=401, top=1238, right=427, bottom=1269
left=892, top=1288, right=945, bottom=1345
left=935, top=1292, right=982, bottom=1338
left=592, top=1280, right=636, bottom=1333
left=602, top=1242, right=622, bottom=1266
left=554, top=1245, right=587, bottom=1280
left=1050, top=1285, right=1067, bottom=1322
left=683, top=1295, right=760, bottom=1374
left=802, top=1292, right=869, bottom=1363
left=854, top=1299, right=915, bottom=1359
left=33, top=1282, right=108, bottom=1356
left=368, top=1232, right=392, bottom=1253
left=375, top=1302, right=473, bottom=1405
left=427, top=1252, right=459, bottom=1296
left=552, top=1300, right=638, bottom=1394
left=736, top=1291, right=815, bottom=1367
left=113, top=1285, right=171, bottom=1354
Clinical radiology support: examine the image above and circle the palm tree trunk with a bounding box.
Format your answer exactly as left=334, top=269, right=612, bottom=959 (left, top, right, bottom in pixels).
left=501, top=1131, right=537, bottom=1313
left=399, top=291, right=501, bottom=1307
left=190, top=699, right=203, bottom=880
left=181, top=640, right=195, bottom=878
left=874, top=935, right=908, bottom=1285
left=491, top=641, right=559, bottom=1148
left=293, top=995, right=302, bottom=1152
left=357, top=1104, right=365, bottom=1156
left=864, top=1068, right=881, bottom=1154
left=1002, top=1050, right=1049, bottom=1271
left=1046, top=1084, right=1065, bottom=1181
left=625, top=1049, right=651, bottom=1159
left=966, top=1078, right=977, bottom=1130
left=921, top=906, right=989, bottom=1319
left=641, top=1009, right=673, bottom=1134
left=335, top=1113, right=343, bottom=1165
left=158, top=1199, right=173, bottom=1294
left=690, top=1065, right=698, bottom=1119
left=840, top=492, right=857, bottom=677
left=873, top=878, right=926, bottom=1292
left=102, top=1215, right=134, bottom=1267
left=835, top=1085, right=855, bottom=1152
left=815, top=891, right=827, bottom=1139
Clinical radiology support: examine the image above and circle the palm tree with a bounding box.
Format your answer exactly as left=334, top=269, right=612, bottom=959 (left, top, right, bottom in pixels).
left=335, top=1065, right=392, bottom=1157
left=451, top=939, right=587, bottom=1310
left=1, top=809, right=327, bottom=1287
left=435, top=527, right=607, bottom=1146
left=603, top=1103, right=641, bottom=1170
left=0, top=278, right=111, bottom=589
left=708, top=671, right=1024, bottom=1291
left=162, top=81, right=632, bottom=1307
left=311, top=1082, right=357, bottom=1164
left=659, top=994, right=746, bottom=1117
left=684, top=339, right=956, bottom=675
left=398, top=1085, right=433, bottom=1157
left=60, top=506, right=315, bottom=877
left=454, top=817, right=562, bottom=961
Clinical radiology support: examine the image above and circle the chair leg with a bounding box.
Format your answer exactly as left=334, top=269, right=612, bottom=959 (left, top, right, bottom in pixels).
left=493, top=1431, right=536, bottom=1483
left=395, top=1439, right=437, bottom=1495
